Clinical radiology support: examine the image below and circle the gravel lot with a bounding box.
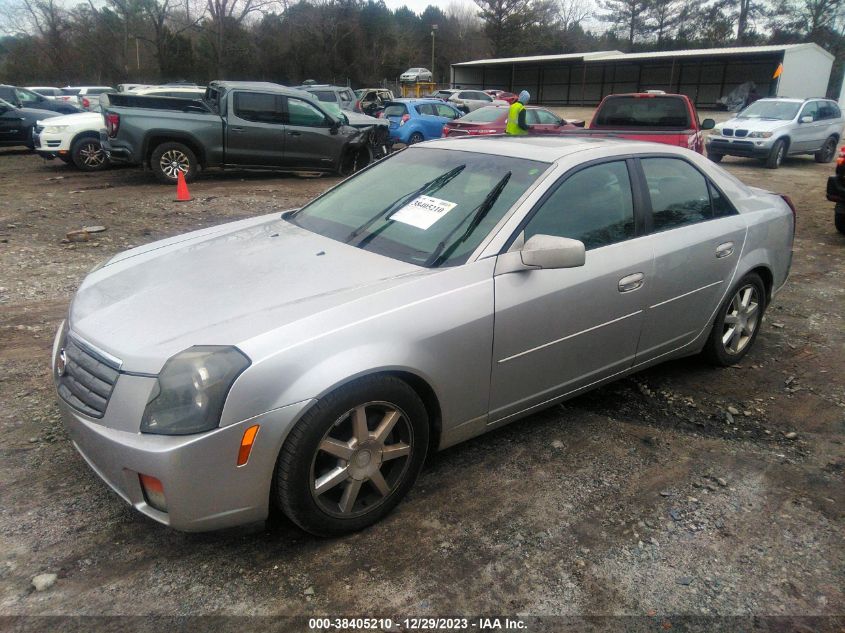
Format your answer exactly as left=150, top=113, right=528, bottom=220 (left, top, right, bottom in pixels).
left=0, top=123, right=843, bottom=630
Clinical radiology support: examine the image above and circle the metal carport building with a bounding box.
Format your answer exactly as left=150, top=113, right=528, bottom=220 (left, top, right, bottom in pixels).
left=450, top=44, right=834, bottom=108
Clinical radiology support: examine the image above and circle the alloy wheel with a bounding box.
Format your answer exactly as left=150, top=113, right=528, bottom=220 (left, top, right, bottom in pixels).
left=78, top=141, right=105, bottom=167
left=310, top=401, right=413, bottom=518
left=159, top=149, right=190, bottom=179
left=721, top=284, right=760, bottom=355
left=823, top=139, right=836, bottom=161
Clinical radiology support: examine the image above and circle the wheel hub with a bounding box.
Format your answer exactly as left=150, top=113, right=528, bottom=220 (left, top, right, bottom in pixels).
left=348, top=442, right=383, bottom=480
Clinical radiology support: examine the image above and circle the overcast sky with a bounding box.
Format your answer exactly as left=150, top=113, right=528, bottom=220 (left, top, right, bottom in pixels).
left=381, top=0, right=477, bottom=17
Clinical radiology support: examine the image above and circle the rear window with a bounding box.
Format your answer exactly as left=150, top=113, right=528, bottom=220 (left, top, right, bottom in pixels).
left=310, top=90, right=337, bottom=103
left=383, top=103, right=408, bottom=117
left=594, top=96, right=691, bottom=129
left=460, top=107, right=506, bottom=122
left=61, top=88, right=81, bottom=95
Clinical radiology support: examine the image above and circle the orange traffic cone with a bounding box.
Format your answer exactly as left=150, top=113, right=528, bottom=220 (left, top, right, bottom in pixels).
left=175, top=170, right=193, bottom=202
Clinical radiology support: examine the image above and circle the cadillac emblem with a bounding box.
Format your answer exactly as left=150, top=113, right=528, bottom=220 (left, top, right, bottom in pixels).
left=56, top=348, right=67, bottom=377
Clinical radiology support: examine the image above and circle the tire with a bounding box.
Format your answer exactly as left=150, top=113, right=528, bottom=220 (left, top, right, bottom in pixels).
left=337, top=146, right=372, bottom=177
left=815, top=136, right=838, bottom=163
left=150, top=142, right=198, bottom=184
left=408, top=132, right=424, bottom=145
left=274, top=375, right=429, bottom=537
left=703, top=272, right=767, bottom=366
left=70, top=136, right=109, bottom=171
left=707, top=151, right=724, bottom=163
left=765, top=139, right=786, bottom=169
left=835, top=204, right=845, bottom=234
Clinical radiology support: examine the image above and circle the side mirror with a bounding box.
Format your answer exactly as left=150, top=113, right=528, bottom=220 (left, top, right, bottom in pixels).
left=800, top=115, right=813, bottom=123
left=520, top=234, right=586, bottom=269
left=701, top=118, right=715, bottom=130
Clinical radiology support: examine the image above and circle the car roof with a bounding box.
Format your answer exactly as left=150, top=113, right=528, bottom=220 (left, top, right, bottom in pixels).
left=422, top=135, right=673, bottom=162
left=389, top=98, right=453, bottom=105
left=753, top=97, right=830, bottom=103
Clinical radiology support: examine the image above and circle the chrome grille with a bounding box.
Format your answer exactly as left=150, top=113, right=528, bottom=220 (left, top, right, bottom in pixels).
left=722, top=128, right=734, bottom=136
left=57, top=335, right=120, bottom=418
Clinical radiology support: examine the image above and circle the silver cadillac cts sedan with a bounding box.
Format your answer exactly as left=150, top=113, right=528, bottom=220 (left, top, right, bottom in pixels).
left=52, top=136, right=794, bottom=536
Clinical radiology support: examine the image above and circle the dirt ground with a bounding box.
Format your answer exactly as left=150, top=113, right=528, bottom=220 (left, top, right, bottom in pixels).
left=0, top=123, right=843, bottom=631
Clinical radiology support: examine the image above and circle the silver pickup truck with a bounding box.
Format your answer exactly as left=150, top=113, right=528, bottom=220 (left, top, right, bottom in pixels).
left=100, top=81, right=380, bottom=183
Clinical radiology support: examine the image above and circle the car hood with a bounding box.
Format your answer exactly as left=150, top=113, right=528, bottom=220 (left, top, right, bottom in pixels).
left=36, top=111, right=102, bottom=126
left=720, top=117, right=792, bottom=132
left=69, top=213, right=426, bottom=373
left=345, top=110, right=388, bottom=128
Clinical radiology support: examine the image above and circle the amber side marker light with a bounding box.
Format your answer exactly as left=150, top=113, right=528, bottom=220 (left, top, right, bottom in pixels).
left=237, top=425, right=260, bottom=466
left=139, top=474, right=167, bottom=512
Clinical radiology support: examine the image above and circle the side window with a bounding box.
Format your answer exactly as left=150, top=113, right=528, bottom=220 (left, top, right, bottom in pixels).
left=416, top=103, right=436, bottom=116
left=709, top=181, right=738, bottom=218
left=233, top=92, right=284, bottom=124
left=15, top=88, right=40, bottom=104
left=800, top=101, right=819, bottom=121
left=642, top=157, right=711, bottom=230
left=524, top=161, right=636, bottom=250
left=287, top=98, right=328, bottom=127
left=436, top=104, right=458, bottom=118
left=340, top=90, right=354, bottom=106
left=535, top=110, right=560, bottom=125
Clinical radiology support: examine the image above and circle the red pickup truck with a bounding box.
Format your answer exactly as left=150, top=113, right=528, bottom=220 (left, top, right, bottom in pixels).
left=587, top=92, right=715, bottom=153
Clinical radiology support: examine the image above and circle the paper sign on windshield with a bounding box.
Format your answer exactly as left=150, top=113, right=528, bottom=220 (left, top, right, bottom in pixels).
left=391, top=195, right=458, bottom=230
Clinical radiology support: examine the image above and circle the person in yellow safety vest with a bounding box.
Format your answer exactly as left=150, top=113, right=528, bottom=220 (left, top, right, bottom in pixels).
left=506, top=90, right=531, bottom=135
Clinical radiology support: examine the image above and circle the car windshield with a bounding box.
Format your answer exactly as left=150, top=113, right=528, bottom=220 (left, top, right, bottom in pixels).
left=290, top=147, right=548, bottom=267
left=460, top=107, right=507, bottom=122
left=0, top=98, right=15, bottom=109
left=737, top=101, right=800, bottom=120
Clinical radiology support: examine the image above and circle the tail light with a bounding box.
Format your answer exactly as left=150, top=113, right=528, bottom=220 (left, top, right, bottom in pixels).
left=375, top=111, right=382, bottom=118
left=400, top=114, right=410, bottom=126
left=836, top=146, right=845, bottom=166
left=82, top=97, right=90, bottom=109
left=354, top=100, right=361, bottom=112
left=105, top=112, right=120, bottom=138
left=442, top=125, right=449, bottom=137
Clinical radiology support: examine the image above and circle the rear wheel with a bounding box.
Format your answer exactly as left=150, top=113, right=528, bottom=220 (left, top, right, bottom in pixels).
left=815, top=136, right=838, bottom=163
left=765, top=139, right=786, bottom=169
left=707, top=151, right=724, bottom=163
left=150, top=142, right=198, bottom=184
left=835, top=204, right=845, bottom=234
left=703, top=273, right=766, bottom=366
left=71, top=136, right=109, bottom=171
left=408, top=132, right=424, bottom=145
left=274, top=376, right=429, bottom=537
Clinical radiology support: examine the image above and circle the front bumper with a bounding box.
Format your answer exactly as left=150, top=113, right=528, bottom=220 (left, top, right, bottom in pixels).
left=706, top=135, right=774, bottom=157
left=53, top=322, right=315, bottom=532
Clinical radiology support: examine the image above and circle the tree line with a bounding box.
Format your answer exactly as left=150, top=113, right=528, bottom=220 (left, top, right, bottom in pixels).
left=0, top=0, right=842, bottom=96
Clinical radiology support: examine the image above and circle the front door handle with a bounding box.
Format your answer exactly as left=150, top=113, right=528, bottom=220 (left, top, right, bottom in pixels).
left=229, top=126, right=245, bottom=133
left=287, top=130, right=301, bottom=136
left=716, top=242, right=734, bottom=258
left=618, top=272, right=645, bottom=293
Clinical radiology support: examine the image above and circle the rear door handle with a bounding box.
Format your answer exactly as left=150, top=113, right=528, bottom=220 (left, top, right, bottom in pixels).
left=716, top=242, right=734, bottom=258
left=618, top=272, right=645, bottom=293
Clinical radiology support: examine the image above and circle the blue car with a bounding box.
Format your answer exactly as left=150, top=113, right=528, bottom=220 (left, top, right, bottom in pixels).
left=382, top=98, right=463, bottom=144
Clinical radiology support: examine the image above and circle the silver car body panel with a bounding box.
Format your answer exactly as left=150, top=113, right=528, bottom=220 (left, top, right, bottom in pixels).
left=55, top=136, right=794, bottom=531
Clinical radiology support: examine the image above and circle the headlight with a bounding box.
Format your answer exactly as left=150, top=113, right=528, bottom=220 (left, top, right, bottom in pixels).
left=748, top=131, right=773, bottom=138
left=141, top=346, right=250, bottom=435
left=42, top=125, right=69, bottom=134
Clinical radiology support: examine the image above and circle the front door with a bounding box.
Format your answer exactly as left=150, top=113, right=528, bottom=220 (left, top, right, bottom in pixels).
left=0, top=108, right=27, bottom=144
left=792, top=101, right=824, bottom=152
left=633, top=156, right=747, bottom=364
left=490, top=159, right=653, bottom=423
left=225, top=90, right=286, bottom=167
left=282, top=97, right=343, bottom=170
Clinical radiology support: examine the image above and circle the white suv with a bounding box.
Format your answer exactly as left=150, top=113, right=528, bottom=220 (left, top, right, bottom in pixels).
left=706, top=98, right=844, bottom=169
left=34, top=111, right=108, bottom=170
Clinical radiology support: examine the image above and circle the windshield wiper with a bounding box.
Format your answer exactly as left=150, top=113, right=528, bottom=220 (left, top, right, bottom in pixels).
left=346, top=164, right=466, bottom=243
left=425, top=171, right=512, bottom=268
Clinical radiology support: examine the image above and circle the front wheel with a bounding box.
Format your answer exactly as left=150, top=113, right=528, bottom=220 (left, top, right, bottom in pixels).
left=274, top=376, right=429, bottom=537
left=150, top=142, right=198, bottom=184
left=707, top=151, right=724, bottom=163
left=835, top=204, right=845, bottom=234
left=71, top=136, right=109, bottom=171
left=337, top=146, right=371, bottom=176
left=815, top=136, right=838, bottom=163
left=765, top=139, right=786, bottom=169
left=703, top=273, right=766, bottom=366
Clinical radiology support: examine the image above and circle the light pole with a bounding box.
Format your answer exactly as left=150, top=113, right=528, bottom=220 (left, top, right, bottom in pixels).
left=431, top=24, right=438, bottom=85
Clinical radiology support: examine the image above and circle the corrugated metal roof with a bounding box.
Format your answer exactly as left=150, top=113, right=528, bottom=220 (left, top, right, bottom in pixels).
left=454, top=43, right=832, bottom=67
left=453, top=50, right=623, bottom=67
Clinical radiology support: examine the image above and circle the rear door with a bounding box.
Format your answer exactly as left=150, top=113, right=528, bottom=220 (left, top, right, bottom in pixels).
left=224, top=90, right=286, bottom=166
left=633, top=156, right=747, bottom=364
left=281, top=96, right=342, bottom=170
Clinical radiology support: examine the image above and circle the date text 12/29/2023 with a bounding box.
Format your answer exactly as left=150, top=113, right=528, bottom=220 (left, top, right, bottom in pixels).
left=308, top=617, right=528, bottom=630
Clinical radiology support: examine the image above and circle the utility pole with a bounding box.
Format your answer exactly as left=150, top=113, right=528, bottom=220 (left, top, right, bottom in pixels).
left=431, top=24, right=438, bottom=84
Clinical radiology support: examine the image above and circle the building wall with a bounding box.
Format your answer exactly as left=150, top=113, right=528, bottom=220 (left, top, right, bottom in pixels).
left=779, top=47, right=833, bottom=98
left=452, top=48, right=833, bottom=108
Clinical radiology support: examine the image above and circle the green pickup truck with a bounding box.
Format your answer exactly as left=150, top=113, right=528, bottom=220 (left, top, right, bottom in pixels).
left=100, top=81, right=376, bottom=183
